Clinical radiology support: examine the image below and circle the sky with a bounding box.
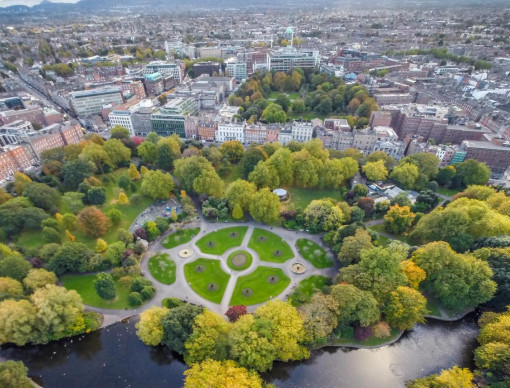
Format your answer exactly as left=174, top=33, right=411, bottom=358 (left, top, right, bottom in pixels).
left=0, top=0, right=80, bottom=6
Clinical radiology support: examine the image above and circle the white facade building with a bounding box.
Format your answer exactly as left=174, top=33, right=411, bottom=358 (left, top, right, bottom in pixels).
left=216, top=121, right=245, bottom=143
left=109, top=110, right=134, bottom=135
left=291, top=121, right=314, bottom=142
left=142, top=61, right=182, bottom=83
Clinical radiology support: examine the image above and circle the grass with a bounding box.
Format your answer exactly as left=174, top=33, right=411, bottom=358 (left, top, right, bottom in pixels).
left=437, top=187, right=462, bottom=196
left=162, top=227, right=200, bottom=249
left=227, top=250, right=253, bottom=271
left=284, top=187, right=344, bottom=211
left=148, top=253, right=176, bottom=285
left=17, top=168, right=153, bottom=250
left=268, top=91, right=300, bottom=101
left=425, top=294, right=442, bottom=318
left=196, top=226, right=248, bottom=255
left=333, top=327, right=402, bottom=346
left=368, top=223, right=411, bottom=244
left=289, top=275, right=331, bottom=306
left=61, top=274, right=138, bottom=310
left=296, top=239, right=334, bottom=268
left=219, top=163, right=242, bottom=185
left=230, top=266, right=290, bottom=306
left=248, top=228, right=294, bottom=263
left=184, top=258, right=231, bottom=304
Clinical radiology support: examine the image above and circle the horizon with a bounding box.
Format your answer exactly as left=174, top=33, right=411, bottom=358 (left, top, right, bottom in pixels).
left=0, top=0, right=79, bottom=7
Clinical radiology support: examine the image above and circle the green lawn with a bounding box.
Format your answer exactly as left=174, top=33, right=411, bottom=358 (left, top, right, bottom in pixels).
left=248, top=228, right=294, bottom=263
left=437, top=187, right=462, bottom=197
left=196, top=226, right=248, bottom=255
left=289, top=275, right=331, bottom=306
left=162, top=228, right=200, bottom=249
left=61, top=274, right=139, bottom=310
left=368, top=223, right=410, bottom=244
left=296, top=239, right=334, bottom=268
left=268, top=91, right=300, bottom=101
left=285, top=187, right=344, bottom=211
left=219, top=163, right=242, bottom=185
left=17, top=168, right=153, bottom=250
left=230, top=266, right=290, bottom=306
left=148, top=253, right=176, bottom=285
left=333, top=326, right=402, bottom=346
left=227, top=250, right=253, bottom=271
left=184, top=258, right=231, bottom=304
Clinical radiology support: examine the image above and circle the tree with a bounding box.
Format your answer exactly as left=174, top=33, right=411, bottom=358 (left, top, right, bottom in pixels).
left=248, top=161, right=279, bottom=189
left=292, top=98, right=306, bottom=114
left=141, top=170, right=174, bottom=199
left=411, top=242, right=496, bottom=310
left=193, top=170, right=224, bottom=198
left=95, top=238, right=108, bottom=253
left=261, top=103, right=287, bottom=123
left=78, top=206, right=111, bottom=237
left=30, top=284, right=83, bottom=341
left=455, top=159, right=491, bottom=186
left=0, top=360, right=33, bottom=388
left=48, top=242, right=92, bottom=275
left=292, top=149, right=322, bottom=187
left=170, top=208, right=178, bottom=222
left=300, top=292, right=339, bottom=343
left=202, top=146, right=224, bottom=168
left=110, top=125, right=130, bottom=140
left=0, top=257, right=31, bottom=281
left=136, top=306, right=169, bottom=346
left=232, top=204, right=243, bottom=220
left=22, top=269, right=57, bottom=292
left=255, top=300, right=309, bottom=362
left=322, top=157, right=359, bottom=189
left=62, top=159, right=95, bottom=190
left=145, top=221, right=160, bottom=241
left=407, top=366, right=475, bottom=388
left=337, top=228, right=374, bottom=266
left=0, top=188, right=12, bottom=205
left=303, top=199, right=344, bottom=232
left=137, top=141, right=157, bottom=165
left=357, top=197, right=375, bottom=217
left=437, top=165, right=456, bottom=186
left=156, top=137, right=181, bottom=170
left=384, top=286, right=427, bottom=330
left=85, top=186, right=106, bottom=205
left=184, top=360, right=263, bottom=388
left=249, top=188, right=281, bottom=224
left=117, top=192, right=129, bottom=205
left=0, top=299, right=37, bottom=345
left=128, top=163, right=141, bottom=180
left=174, top=156, right=215, bottom=193
left=390, top=163, right=419, bottom=189
left=62, top=192, right=85, bottom=215
left=80, top=143, right=113, bottom=173
left=13, top=172, right=31, bottom=196
left=384, top=205, right=416, bottom=235
left=225, top=180, right=257, bottom=211
left=408, top=153, right=440, bottom=179
left=23, top=182, right=60, bottom=213
left=225, top=305, right=247, bottom=322
left=0, top=277, right=24, bottom=299
left=184, top=310, right=230, bottom=364
left=362, top=160, right=388, bottom=181
left=267, top=148, right=294, bottom=186
left=94, top=272, right=116, bottom=299
left=400, top=260, right=426, bottom=290
left=161, top=304, right=203, bottom=355
left=220, top=141, right=245, bottom=163
left=103, top=139, right=131, bottom=167
left=329, top=284, right=380, bottom=327
left=367, top=151, right=397, bottom=169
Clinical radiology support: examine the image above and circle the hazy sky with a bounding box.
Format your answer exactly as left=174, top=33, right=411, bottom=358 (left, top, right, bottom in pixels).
left=0, top=0, right=80, bottom=6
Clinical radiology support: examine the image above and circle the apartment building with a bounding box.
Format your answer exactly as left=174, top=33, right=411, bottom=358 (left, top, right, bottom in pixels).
left=216, top=121, right=245, bottom=143
left=291, top=121, right=314, bottom=142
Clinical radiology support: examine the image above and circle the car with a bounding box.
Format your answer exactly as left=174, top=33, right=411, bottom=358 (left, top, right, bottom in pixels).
left=166, top=206, right=171, bottom=211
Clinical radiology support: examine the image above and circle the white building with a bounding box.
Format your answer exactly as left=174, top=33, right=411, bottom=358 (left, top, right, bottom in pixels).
left=142, top=61, right=182, bottom=83
left=278, top=129, right=292, bottom=145
left=70, top=88, right=123, bottom=117
left=266, top=47, right=320, bottom=72
left=372, top=139, right=406, bottom=160
left=225, top=58, right=247, bottom=82
left=291, top=121, right=314, bottom=142
left=109, top=110, right=134, bottom=135
left=216, top=121, right=245, bottom=143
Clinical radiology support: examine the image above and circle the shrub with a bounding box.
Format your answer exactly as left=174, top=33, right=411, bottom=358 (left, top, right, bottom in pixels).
left=94, top=272, right=116, bottom=299
left=140, top=285, right=156, bottom=300
left=128, top=291, right=143, bottom=306
left=162, top=297, right=184, bottom=309
left=131, top=277, right=153, bottom=293
left=354, top=326, right=372, bottom=341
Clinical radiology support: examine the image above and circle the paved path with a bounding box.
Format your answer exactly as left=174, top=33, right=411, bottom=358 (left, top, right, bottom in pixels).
left=86, top=218, right=338, bottom=326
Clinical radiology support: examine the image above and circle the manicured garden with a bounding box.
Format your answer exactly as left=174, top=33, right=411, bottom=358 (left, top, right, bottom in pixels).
left=230, top=266, right=291, bottom=306
left=184, top=258, right=231, bottom=304
left=248, top=228, right=294, bottom=263
left=296, top=239, right=334, bottom=268
left=62, top=274, right=136, bottom=309
left=162, top=227, right=200, bottom=249
left=148, top=253, right=176, bottom=285
left=196, top=226, right=248, bottom=255
left=227, top=250, right=253, bottom=271
left=285, top=187, right=344, bottom=211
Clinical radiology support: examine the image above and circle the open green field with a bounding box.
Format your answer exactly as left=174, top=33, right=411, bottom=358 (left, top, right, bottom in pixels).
left=148, top=253, right=176, bottom=285
left=248, top=228, right=294, bottom=263
left=289, top=275, right=331, bottom=306
left=61, top=274, right=137, bottom=310
left=368, top=223, right=410, bottom=244
left=219, top=163, right=242, bottom=185
left=296, top=239, right=334, bottom=268
left=196, top=226, right=248, bottom=255
left=437, top=187, right=462, bottom=197
left=269, top=91, right=300, bottom=101
left=227, top=250, right=253, bottom=271
left=162, top=228, right=200, bottom=249
left=285, top=187, right=344, bottom=211
left=184, top=258, right=231, bottom=304
left=230, top=266, right=290, bottom=306
left=17, top=168, right=153, bottom=250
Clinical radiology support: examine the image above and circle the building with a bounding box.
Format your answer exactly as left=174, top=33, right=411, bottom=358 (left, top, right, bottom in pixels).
left=197, top=47, right=222, bottom=58
left=372, top=139, right=406, bottom=160
left=143, top=61, right=183, bottom=83
left=225, top=58, right=247, bottom=82
left=144, top=73, right=164, bottom=96
left=291, top=121, right=313, bottom=142
left=130, top=81, right=146, bottom=99
left=0, top=105, right=45, bottom=127
left=151, top=98, right=198, bottom=137
left=216, top=121, right=245, bottom=143
left=131, top=107, right=155, bottom=137
left=109, top=110, right=135, bottom=135
left=461, top=140, right=510, bottom=174
left=70, top=88, right=124, bottom=117
left=193, top=62, right=221, bottom=77
left=197, top=120, right=218, bottom=141
left=266, top=47, right=320, bottom=72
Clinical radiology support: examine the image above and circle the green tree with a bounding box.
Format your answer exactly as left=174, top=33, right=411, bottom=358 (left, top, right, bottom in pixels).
left=0, top=299, right=37, bottom=345
left=330, top=283, right=380, bottom=327
left=337, top=228, right=374, bottom=266
left=248, top=161, right=279, bottom=189
left=454, top=159, right=491, bottom=186
left=62, top=159, right=95, bottom=190
left=300, top=292, right=339, bottom=343
left=202, top=146, right=224, bottom=168
left=225, top=180, right=257, bottom=211
left=232, top=203, right=244, bottom=220
left=110, top=126, right=131, bottom=140
left=249, top=188, right=281, bottom=224
left=174, top=156, right=215, bottom=193
left=303, top=199, right=344, bottom=232
left=367, top=151, right=397, bottom=169
left=437, top=165, right=456, bottom=186
left=103, top=138, right=131, bottom=167
left=0, top=360, right=33, bottom=388
left=141, top=170, right=174, bottom=199
left=292, top=149, right=322, bottom=187
left=384, top=205, right=416, bottom=235
left=220, top=141, right=245, bottom=163
left=384, top=286, right=427, bottom=330
left=390, top=163, right=420, bottom=189
left=86, top=186, right=106, bottom=205
left=266, top=148, right=294, bottom=186
left=48, top=242, right=93, bottom=275
left=94, top=272, right=116, bottom=299
left=0, top=277, right=24, bottom=299
left=136, top=306, right=169, bottom=346
left=322, top=157, right=359, bottom=189
left=23, top=182, right=60, bottom=213
left=0, top=257, right=31, bottom=281
left=407, top=366, right=475, bottom=388
left=362, top=160, right=388, bottom=181
left=192, top=170, right=224, bottom=198
left=137, top=141, right=157, bottom=165
left=161, top=304, right=203, bottom=355
left=408, top=153, right=440, bottom=179
left=80, top=143, right=113, bottom=173
left=261, top=103, right=287, bottom=123
left=23, top=269, right=57, bottom=292
left=156, top=137, right=181, bottom=170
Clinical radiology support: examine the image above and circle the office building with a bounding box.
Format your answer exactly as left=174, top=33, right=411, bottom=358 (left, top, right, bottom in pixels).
left=266, top=47, right=320, bottom=72
left=225, top=58, right=247, bottom=82
left=142, top=61, right=183, bottom=83
left=70, top=88, right=124, bottom=116
left=151, top=98, right=198, bottom=137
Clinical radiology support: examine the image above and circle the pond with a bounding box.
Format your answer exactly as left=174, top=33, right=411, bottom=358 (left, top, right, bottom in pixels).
left=0, top=314, right=479, bottom=388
